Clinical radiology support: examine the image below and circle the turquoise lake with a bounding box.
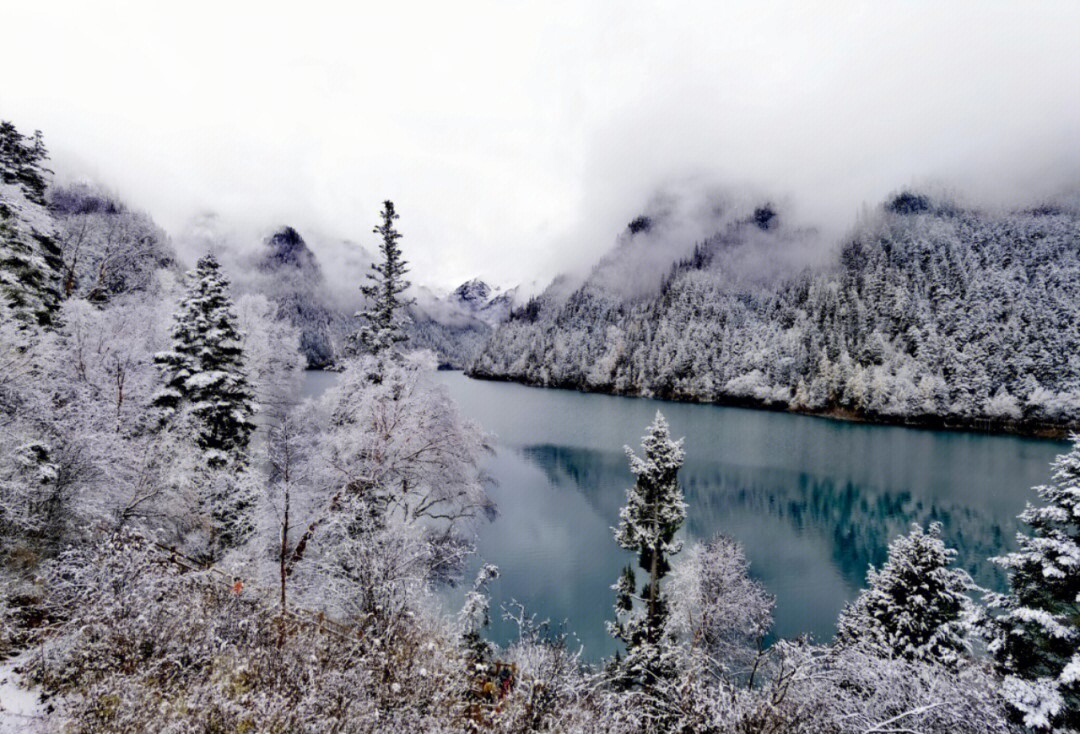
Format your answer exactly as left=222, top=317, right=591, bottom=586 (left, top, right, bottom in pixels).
left=303, top=369, right=1067, bottom=661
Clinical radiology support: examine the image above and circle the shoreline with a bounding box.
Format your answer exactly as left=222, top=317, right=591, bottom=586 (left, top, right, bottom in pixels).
left=464, top=369, right=1076, bottom=441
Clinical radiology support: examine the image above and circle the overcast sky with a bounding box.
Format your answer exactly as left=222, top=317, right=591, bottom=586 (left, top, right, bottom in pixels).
left=3, top=1, right=1079, bottom=290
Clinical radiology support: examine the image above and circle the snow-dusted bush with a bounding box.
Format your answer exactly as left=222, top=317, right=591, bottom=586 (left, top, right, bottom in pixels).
left=32, top=529, right=473, bottom=733
left=494, top=604, right=592, bottom=732
left=313, top=351, right=492, bottom=530
left=666, top=534, right=774, bottom=683
left=986, top=387, right=1022, bottom=421
left=757, top=642, right=1013, bottom=734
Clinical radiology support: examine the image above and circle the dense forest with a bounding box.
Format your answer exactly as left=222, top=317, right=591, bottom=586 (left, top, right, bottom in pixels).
left=471, top=194, right=1080, bottom=434
left=5, top=119, right=1080, bottom=732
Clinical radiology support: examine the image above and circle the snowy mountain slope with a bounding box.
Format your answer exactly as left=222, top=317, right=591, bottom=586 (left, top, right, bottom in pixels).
left=254, top=227, right=338, bottom=368
left=471, top=191, right=1080, bottom=434
left=406, top=279, right=520, bottom=368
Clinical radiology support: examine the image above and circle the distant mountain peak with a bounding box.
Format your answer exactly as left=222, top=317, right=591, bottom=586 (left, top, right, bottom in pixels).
left=262, top=226, right=317, bottom=271
left=453, top=278, right=494, bottom=304
left=886, top=191, right=931, bottom=215
left=437, top=277, right=517, bottom=329
left=627, top=215, right=653, bottom=235
left=753, top=204, right=777, bottom=230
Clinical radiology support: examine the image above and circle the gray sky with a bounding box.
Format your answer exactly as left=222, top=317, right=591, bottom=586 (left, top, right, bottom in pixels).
left=3, top=1, right=1079, bottom=290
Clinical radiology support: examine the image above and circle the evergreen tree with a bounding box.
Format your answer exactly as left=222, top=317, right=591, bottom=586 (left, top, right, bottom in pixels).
left=836, top=522, right=974, bottom=669
left=989, top=437, right=1080, bottom=731
left=608, top=410, right=687, bottom=691
left=354, top=200, right=414, bottom=353
left=153, top=254, right=257, bottom=468
left=0, top=120, right=62, bottom=327
left=201, top=469, right=258, bottom=560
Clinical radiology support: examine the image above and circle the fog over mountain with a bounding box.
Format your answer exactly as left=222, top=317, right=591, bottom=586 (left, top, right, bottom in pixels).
left=215, top=222, right=517, bottom=368
left=473, top=189, right=1080, bottom=433
left=3, top=1, right=1079, bottom=290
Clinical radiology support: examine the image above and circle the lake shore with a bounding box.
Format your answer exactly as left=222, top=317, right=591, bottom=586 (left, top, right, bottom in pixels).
left=465, top=369, right=1076, bottom=440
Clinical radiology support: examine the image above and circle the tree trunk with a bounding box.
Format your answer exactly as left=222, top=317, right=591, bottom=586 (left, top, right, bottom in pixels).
left=648, top=507, right=660, bottom=642
left=280, top=489, right=288, bottom=613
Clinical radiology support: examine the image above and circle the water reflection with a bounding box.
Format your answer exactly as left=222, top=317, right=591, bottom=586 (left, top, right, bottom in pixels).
left=302, top=370, right=1066, bottom=661
left=522, top=442, right=1017, bottom=605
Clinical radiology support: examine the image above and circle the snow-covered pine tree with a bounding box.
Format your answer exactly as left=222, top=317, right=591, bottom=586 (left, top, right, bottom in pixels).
left=153, top=254, right=257, bottom=468
left=988, top=437, right=1080, bottom=731
left=354, top=200, right=414, bottom=354
left=0, top=120, right=63, bottom=327
left=608, top=410, right=687, bottom=694
left=835, top=522, right=974, bottom=669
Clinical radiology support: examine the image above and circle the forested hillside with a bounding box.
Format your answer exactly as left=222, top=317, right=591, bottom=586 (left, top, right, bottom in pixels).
left=471, top=194, right=1080, bottom=433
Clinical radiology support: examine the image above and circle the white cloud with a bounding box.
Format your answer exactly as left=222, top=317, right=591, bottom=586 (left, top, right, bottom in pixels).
left=2, top=0, right=1078, bottom=288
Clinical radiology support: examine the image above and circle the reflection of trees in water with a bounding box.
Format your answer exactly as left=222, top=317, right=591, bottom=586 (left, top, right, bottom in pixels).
left=519, top=444, right=1017, bottom=592
left=519, top=443, right=630, bottom=519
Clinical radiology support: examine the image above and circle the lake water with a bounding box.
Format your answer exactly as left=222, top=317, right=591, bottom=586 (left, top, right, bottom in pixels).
left=302, top=369, right=1068, bottom=661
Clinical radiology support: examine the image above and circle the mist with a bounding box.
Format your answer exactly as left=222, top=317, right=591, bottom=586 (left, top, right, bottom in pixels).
left=2, top=1, right=1078, bottom=291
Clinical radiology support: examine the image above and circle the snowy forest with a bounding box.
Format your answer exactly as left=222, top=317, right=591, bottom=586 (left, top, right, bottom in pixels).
left=472, top=194, right=1080, bottom=434
left=5, top=114, right=1080, bottom=734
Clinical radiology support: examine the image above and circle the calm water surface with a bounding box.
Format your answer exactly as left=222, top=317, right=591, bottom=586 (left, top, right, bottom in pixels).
left=303, top=369, right=1067, bottom=661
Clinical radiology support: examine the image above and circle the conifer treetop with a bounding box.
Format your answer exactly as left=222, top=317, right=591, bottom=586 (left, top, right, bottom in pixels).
left=0, top=120, right=62, bottom=327
left=615, top=410, right=687, bottom=557
left=355, top=200, right=415, bottom=354
left=836, top=521, right=974, bottom=670
left=153, top=252, right=257, bottom=467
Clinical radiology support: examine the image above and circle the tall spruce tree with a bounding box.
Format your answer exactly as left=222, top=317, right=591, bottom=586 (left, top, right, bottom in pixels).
left=153, top=254, right=257, bottom=468
left=0, top=121, right=62, bottom=327
left=354, top=200, right=414, bottom=354
left=989, top=437, right=1080, bottom=731
left=608, top=410, right=687, bottom=692
left=835, top=522, right=974, bottom=669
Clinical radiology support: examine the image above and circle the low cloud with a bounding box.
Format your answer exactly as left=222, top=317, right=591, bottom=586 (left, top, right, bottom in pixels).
left=3, top=1, right=1078, bottom=290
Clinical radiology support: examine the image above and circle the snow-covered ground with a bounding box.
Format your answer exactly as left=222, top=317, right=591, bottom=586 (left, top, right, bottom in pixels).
left=0, top=655, right=46, bottom=733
